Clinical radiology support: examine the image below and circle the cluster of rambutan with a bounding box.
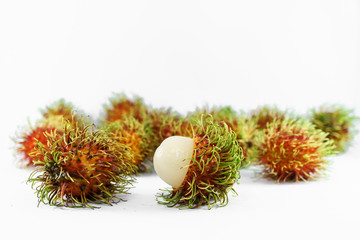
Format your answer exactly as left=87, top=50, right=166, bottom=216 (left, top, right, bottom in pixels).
left=192, top=104, right=357, bottom=182
left=13, top=94, right=358, bottom=209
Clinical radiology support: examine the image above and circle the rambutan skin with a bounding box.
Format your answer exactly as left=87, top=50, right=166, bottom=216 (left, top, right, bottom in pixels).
left=102, top=116, right=153, bottom=172
left=154, top=111, right=191, bottom=141
left=189, top=105, right=240, bottom=132
left=41, top=99, right=77, bottom=120
left=157, top=115, right=244, bottom=209
left=250, top=105, right=287, bottom=130
left=254, top=119, right=336, bottom=182
left=102, top=93, right=149, bottom=124
left=15, top=125, right=56, bottom=167
left=28, top=119, right=136, bottom=208
left=310, top=105, right=358, bottom=153
left=14, top=99, right=83, bottom=167
left=190, top=105, right=256, bottom=167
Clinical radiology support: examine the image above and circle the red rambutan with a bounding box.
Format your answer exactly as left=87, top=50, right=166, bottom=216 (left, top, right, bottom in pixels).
left=28, top=118, right=136, bottom=208
left=15, top=124, right=56, bottom=167
left=102, top=93, right=149, bottom=124
left=254, top=119, right=336, bottom=182
left=102, top=116, right=153, bottom=172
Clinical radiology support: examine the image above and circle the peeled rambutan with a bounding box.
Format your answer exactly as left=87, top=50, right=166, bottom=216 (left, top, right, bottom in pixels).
left=28, top=118, right=136, bottom=208
left=102, top=116, right=153, bottom=172
left=310, top=104, right=358, bottom=153
left=102, top=93, right=149, bottom=124
left=254, top=119, right=336, bottom=182
left=153, top=115, right=244, bottom=209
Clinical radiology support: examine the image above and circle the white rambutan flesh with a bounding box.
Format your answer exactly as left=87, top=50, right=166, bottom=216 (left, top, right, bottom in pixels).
left=153, top=136, right=194, bottom=188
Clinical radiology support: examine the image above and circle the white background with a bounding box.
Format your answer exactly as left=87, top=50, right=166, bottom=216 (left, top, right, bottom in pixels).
left=1, top=1, right=359, bottom=239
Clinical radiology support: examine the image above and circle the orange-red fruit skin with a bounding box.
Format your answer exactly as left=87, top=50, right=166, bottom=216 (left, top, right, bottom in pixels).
left=17, top=126, right=55, bottom=166
left=256, top=120, right=335, bottom=182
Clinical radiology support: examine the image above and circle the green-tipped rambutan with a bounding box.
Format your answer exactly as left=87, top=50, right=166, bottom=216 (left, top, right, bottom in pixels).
left=28, top=118, right=136, bottom=208
left=254, top=119, right=336, bottom=182
left=14, top=100, right=82, bottom=167
left=40, top=98, right=80, bottom=127
left=101, top=93, right=149, bottom=124
left=154, top=115, right=244, bottom=209
left=250, top=105, right=287, bottom=130
left=189, top=105, right=240, bottom=131
left=310, top=104, right=358, bottom=153
left=190, top=105, right=256, bottom=167
left=235, top=115, right=258, bottom=166
left=150, top=108, right=192, bottom=142
left=102, top=116, right=153, bottom=172
left=14, top=123, right=56, bottom=167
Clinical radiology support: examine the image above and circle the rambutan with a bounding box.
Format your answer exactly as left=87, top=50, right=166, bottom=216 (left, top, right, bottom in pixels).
left=102, top=93, right=149, bottom=124
left=310, top=104, right=358, bottom=153
left=254, top=119, right=336, bottom=182
left=14, top=99, right=82, bottom=167
left=14, top=124, right=56, bottom=167
left=153, top=115, right=244, bottom=209
left=250, top=105, right=287, bottom=130
left=38, top=98, right=85, bottom=132
left=235, top=115, right=258, bottom=166
left=102, top=116, right=153, bottom=172
left=190, top=105, right=256, bottom=167
left=190, top=105, right=240, bottom=131
left=150, top=108, right=192, bottom=143
left=41, top=98, right=78, bottom=120
left=28, top=118, right=136, bottom=208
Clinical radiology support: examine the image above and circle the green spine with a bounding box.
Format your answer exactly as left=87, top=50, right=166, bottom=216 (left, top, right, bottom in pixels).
left=310, top=104, right=358, bottom=153
left=157, top=115, right=244, bottom=209
left=254, top=119, right=336, bottom=182
left=28, top=117, right=136, bottom=208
